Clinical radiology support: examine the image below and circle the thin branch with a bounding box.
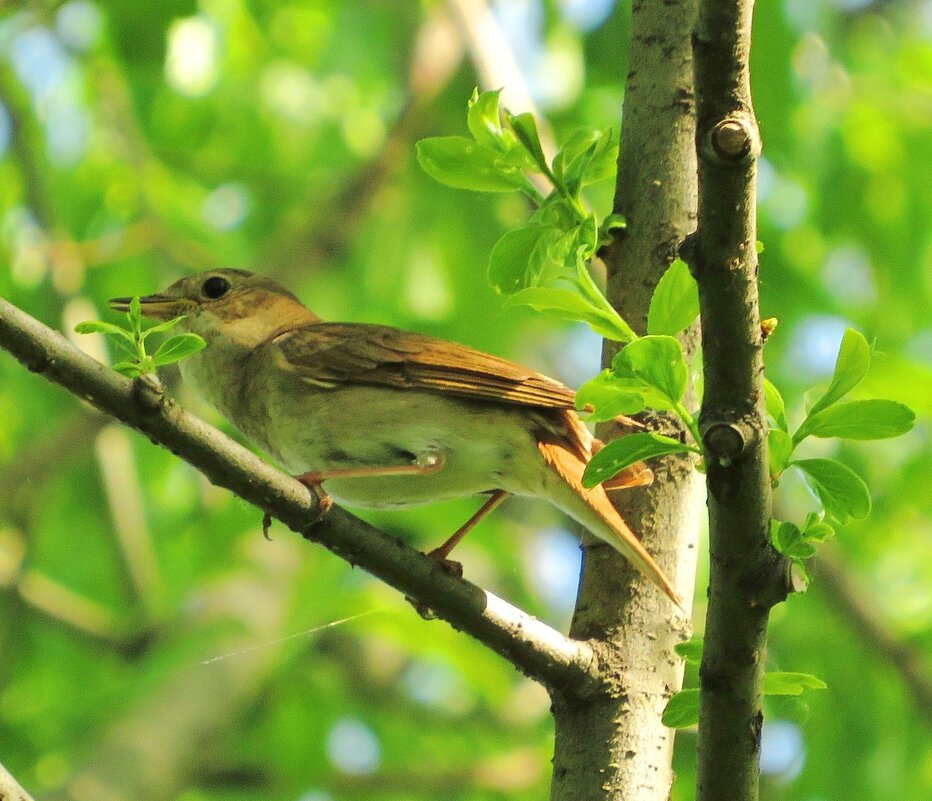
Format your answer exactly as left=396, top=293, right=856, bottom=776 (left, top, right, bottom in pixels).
left=0, top=296, right=596, bottom=693
left=691, top=2, right=796, bottom=800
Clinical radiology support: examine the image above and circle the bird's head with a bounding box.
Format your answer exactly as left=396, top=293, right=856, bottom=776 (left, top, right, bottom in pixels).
left=110, top=269, right=318, bottom=348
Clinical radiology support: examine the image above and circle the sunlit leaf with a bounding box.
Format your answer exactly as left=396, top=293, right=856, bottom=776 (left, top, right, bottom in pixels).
left=768, top=429, right=794, bottom=478
left=467, top=88, right=505, bottom=150
left=488, top=225, right=559, bottom=293
left=792, top=458, right=872, bottom=523
left=152, top=333, right=207, bottom=366
left=506, top=111, right=548, bottom=174
left=796, top=399, right=915, bottom=441
left=803, top=328, right=871, bottom=421
left=613, top=335, right=688, bottom=405
left=674, top=638, right=704, bottom=664
left=763, top=672, right=827, bottom=696
left=647, top=259, right=699, bottom=336
left=504, top=288, right=634, bottom=342
left=764, top=377, right=788, bottom=432
left=575, top=371, right=648, bottom=421
left=74, top=320, right=135, bottom=342
left=663, top=689, right=700, bottom=728
left=771, top=520, right=817, bottom=559
left=583, top=432, right=692, bottom=487
left=416, top=136, right=526, bottom=192
left=139, top=315, right=186, bottom=340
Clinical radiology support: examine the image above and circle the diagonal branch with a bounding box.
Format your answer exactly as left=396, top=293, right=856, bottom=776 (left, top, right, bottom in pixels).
left=0, top=296, right=596, bottom=693
left=0, top=761, right=36, bottom=801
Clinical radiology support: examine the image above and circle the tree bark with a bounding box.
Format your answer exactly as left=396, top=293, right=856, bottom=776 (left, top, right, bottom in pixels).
left=549, top=1, right=702, bottom=799
left=691, top=2, right=795, bottom=800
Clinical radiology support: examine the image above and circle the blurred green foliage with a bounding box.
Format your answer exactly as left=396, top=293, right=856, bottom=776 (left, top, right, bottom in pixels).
left=0, top=1, right=928, bottom=800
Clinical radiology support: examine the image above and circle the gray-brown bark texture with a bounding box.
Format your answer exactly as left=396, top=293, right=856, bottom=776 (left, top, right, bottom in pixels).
left=692, top=1, right=794, bottom=800
left=549, top=1, right=702, bottom=799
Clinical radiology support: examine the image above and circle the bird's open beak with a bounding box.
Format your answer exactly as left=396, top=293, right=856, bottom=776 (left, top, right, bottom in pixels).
left=108, top=294, right=191, bottom=321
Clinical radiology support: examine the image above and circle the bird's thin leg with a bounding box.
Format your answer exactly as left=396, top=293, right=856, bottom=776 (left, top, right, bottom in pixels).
left=295, top=452, right=446, bottom=486
left=428, top=490, right=510, bottom=564
left=409, top=489, right=510, bottom=620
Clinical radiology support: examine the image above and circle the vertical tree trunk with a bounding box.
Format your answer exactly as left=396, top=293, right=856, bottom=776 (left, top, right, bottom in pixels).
left=549, top=1, right=701, bottom=799
left=691, top=1, right=794, bottom=800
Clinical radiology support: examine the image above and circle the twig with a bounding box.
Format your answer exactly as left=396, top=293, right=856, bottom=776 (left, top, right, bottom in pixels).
left=0, top=296, right=596, bottom=693
left=691, top=2, right=797, bottom=800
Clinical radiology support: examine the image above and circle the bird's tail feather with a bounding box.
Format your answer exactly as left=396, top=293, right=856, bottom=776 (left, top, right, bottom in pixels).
left=538, top=439, right=684, bottom=610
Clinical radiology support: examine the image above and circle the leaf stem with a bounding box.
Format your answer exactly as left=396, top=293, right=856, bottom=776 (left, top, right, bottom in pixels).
left=674, top=402, right=703, bottom=451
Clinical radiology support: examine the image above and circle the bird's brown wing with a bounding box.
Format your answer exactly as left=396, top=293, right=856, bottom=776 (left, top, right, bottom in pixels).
left=272, top=322, right=577, bottom=410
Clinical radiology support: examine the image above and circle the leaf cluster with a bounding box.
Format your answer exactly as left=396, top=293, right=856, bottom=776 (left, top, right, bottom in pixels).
left=663, top=638, right=827, bottom=728
left=75, top=297, right=206, bottom=377
left=417, top=89, right=635, bottom=342
left=766, top=329, right=915, bottom=575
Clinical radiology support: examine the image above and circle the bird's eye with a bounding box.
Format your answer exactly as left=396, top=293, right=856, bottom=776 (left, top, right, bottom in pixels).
left=202, top=276, right=231, bottom=299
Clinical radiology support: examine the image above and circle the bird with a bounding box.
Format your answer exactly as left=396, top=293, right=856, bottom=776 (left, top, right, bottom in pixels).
left=110, top=269, right=682, bottom=607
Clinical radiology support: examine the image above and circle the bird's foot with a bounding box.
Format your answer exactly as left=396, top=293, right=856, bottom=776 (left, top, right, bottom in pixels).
left=294, top=473, right=335, bottom=516
left=405, top=550, right=466, bottom=620
left=425, top=548, right=464, bottom=579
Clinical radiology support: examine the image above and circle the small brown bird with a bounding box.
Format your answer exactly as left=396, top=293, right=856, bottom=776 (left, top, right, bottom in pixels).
left=111, top=269, right=681, bottom=607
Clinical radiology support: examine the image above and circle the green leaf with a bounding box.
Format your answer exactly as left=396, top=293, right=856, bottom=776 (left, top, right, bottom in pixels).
left=674, top=638, right=704, bottom=664
left=467, top=88, right=505, bottom=150
left=663, top=689, right=700, bottom=728
left=768, top=429, right=794, bottom=478
left=800, top=512, right=835, bottom=541
left=152, top=333, right=207, bottom=366
left=127, top=296, right=142, bottom=330
left=763, top=377, right=788, bottom=431
left=647, top=259, right=699, bottom=336
left=74, top=320, right=136, bottom=343
left=613, top=335, right=688, bottom=405
left=416, top=137, right=526, bottom=192
left=506, top=111, right=548, bottom=174
left=139, top=315, right=186, bottom=340
left=792, top=458, right=872, bottom=523
left=796, top=399, right=915, bottom=441
left=765, top=695, right=811, bottom=724
left=598, top=213, right=626, bottom=245
left=583, top=432, right=692, bottom=488
left=112, top=361, right=142, bottom=378
left=557, top=128, right=616, bottom=192
left=578, top=129, right=616, bottom=186
left=504, top=288, right=634, bottom=342
left=771, top=520, right=817, bottom=559
left=806, top=328, right=871, bottom=419
left=575, top=371, right=648, bottom=421
left=488, top=225, right=559, bottom=293
left=763, top=672, right=827, bottom=696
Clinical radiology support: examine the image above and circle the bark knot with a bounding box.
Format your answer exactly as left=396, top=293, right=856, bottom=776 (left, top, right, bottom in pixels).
left=707, top=117, right=760, bottom=164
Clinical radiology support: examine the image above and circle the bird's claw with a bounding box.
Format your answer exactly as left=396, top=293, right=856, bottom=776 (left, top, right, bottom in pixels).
left=425, top=549, right=464, bottom=579
left=404, top=550, right=465, bottom=620
left=294, top=474, right=334, bottom=516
